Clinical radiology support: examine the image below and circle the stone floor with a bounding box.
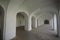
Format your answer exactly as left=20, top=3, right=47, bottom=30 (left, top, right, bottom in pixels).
left=12, top=24, right=60, bottom=40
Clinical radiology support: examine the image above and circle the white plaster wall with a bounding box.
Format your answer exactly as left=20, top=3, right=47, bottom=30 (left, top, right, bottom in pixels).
left=5, top=0, right=22, bottom=40
left=16, top=14, right=25, bottom=27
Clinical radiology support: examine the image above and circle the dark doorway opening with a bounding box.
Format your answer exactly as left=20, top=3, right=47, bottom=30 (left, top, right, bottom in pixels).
left=44, top=20, right=49, bottom=24
left=0, top=6, right=4, bottom=40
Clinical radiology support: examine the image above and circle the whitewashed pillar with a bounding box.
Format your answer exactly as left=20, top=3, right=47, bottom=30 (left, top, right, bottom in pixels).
left=25, top=16, right=32, bottom=31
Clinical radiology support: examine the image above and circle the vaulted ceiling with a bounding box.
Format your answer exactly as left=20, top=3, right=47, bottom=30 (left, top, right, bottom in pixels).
left=19, top=0, right=57, bottom=14
left=7, top=0, right=58, bottom=17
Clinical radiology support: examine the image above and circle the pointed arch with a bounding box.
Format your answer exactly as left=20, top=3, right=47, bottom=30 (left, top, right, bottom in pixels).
left=16, top=12, right=29, bottom=30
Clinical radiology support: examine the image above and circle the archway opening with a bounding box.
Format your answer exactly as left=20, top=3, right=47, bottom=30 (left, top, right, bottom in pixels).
left=0, top=6, right=4, bottom=40
left=15, top=12, right=28, bottom=40
left=44, top=19, right=49, bottom=24
left=16, top=13, right=25, bottom=30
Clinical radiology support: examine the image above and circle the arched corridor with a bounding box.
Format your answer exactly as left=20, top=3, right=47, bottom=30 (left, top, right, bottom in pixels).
left=12, top=13, right=59, bottom=40
left=0, top=0, right=60, bottom=40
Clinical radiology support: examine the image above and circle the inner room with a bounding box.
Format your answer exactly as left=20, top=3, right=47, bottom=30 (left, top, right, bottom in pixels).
left=16, top=12, right=25, bottom=29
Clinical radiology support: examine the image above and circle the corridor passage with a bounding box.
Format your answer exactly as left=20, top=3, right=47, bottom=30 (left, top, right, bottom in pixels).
left=12, top=24, right=60, bottom=40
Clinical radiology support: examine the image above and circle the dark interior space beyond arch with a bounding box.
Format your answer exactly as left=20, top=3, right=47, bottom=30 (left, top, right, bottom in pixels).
left=0, top=5, right=4, bottom=40
left=44, top=20, right=49, bottom=24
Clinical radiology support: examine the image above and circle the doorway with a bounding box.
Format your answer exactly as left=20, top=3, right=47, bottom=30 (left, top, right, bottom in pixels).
left=44, top=20, right=49, bottom=24
left=15, top=12, right=28, bottom=40
left=16, top=13, right=25, bottom=29
left=0, top=5, right=4, bottom=40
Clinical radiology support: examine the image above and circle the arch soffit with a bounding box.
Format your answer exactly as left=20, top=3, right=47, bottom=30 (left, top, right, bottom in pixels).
left=0, top=3, right=5, bottom=14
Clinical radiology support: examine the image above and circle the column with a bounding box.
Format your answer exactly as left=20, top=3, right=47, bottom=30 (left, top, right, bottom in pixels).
left=25, top=16, right=32, bottom=31
left=53, top=14, right=57, bottom=34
